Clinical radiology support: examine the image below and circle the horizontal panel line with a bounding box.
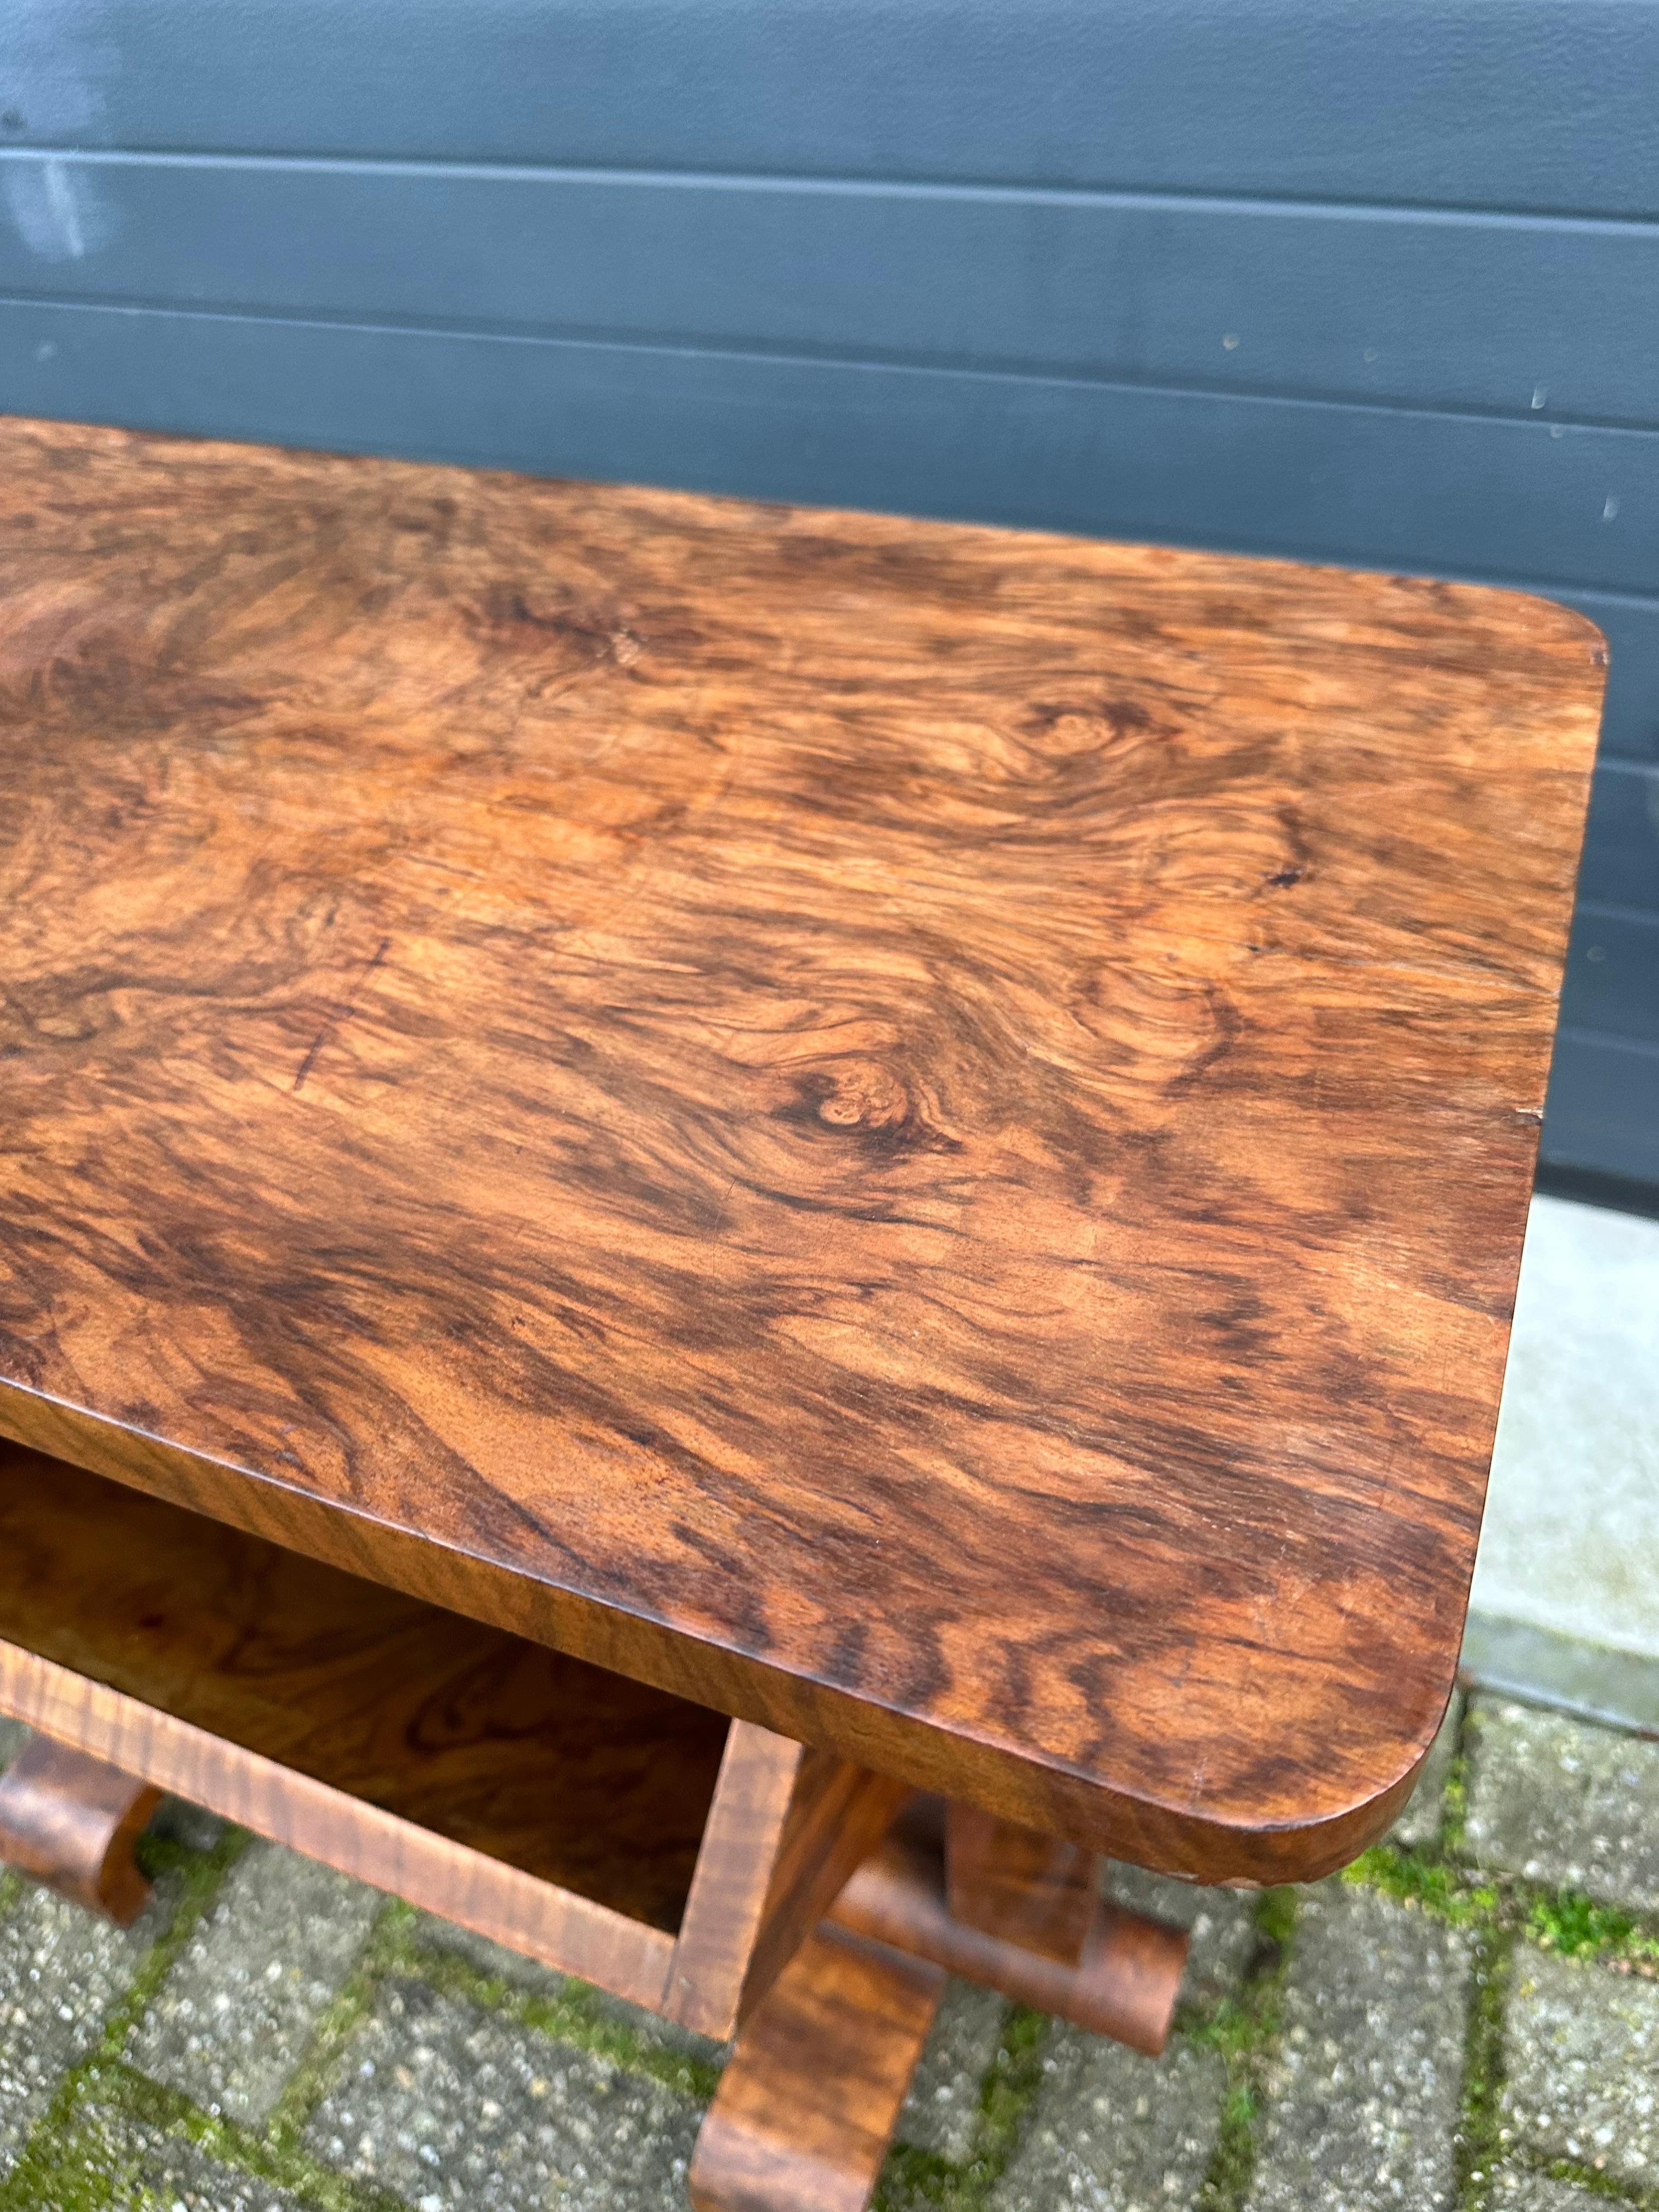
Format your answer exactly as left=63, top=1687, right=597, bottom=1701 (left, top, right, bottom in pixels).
left=1554, top=1023, right=1659, bottom=1060
left=3, top=144, right=1659, bottom=235
left=8, top=295, right=1659, bottom=608
left=1572, top=900, right=1659, bottom=927
left=1553, top=601, right=1659, bottom=623
left=5, top=288, right=1659, bottom=441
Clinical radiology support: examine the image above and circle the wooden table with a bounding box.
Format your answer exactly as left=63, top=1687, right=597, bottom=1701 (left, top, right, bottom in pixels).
left=0, top=418, right=1601, bottom=2208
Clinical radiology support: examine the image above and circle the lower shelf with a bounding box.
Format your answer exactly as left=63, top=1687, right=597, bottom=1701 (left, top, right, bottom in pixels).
left=0, top=1434, right=1192, bottom=2186
left=0, top=1440, right=883, bottom=2028
left=0, top=1443, right=728, bottom=1929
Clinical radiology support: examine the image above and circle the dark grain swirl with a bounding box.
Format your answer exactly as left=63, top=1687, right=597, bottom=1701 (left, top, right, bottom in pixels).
left=0, top=418, right=1603, bottom=1880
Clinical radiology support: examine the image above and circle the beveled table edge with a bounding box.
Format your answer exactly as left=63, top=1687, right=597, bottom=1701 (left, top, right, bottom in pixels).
left=0, top=1381, right=1440, bottom=1884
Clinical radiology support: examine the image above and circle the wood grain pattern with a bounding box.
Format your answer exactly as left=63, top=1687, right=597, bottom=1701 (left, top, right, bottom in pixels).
left=668, top=1731, right=909, bottom=2037
left=832, top=1804, right=1189, bottom=2057
left=0, top=416, right=1603, bottom=1878
left=945, top=1801, right=1098, bottom=1964
left=723, top=1752, right=910, bottom=2031
left=0, top=1440, right=900, bottom=2029
left=662, top=1723, right=811, bottom=2032
left=0, top=1631, right=676, bottom=2006
left=0, top=1737, right=160, bottom=1924
left=688, top=1926, right=946, bottom=2212
left=0, top=1444, right=728, bottom=1929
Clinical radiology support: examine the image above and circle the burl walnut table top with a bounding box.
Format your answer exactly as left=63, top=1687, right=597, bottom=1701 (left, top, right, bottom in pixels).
left=0, top=418, right=1602, bottom=1882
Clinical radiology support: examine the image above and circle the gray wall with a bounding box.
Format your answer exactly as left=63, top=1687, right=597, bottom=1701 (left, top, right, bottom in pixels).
left=4, top=0, right=1657, bottom=1198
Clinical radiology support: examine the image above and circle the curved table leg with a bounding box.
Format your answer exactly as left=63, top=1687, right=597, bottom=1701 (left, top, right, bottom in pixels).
left=945, top=1799, right=1100, bottom=1962
left=0, top=1737, right=161, bottom=1924
left=833, top=1823, right=1190, bottom=2056
left=689, top=1925, right=946, bottom=2212
left=689, top=1793, right=1193, bottom=2211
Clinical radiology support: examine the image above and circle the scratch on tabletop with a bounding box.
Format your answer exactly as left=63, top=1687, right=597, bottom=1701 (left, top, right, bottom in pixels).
left=292, top=936, right=393, bottom=1094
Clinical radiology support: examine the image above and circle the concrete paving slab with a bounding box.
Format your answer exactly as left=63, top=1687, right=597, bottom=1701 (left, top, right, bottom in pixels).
left=77, top=2104, right=305, bottom=2210
left=895, top=1977, right=1006, bottom=2163
left=1390, top=1695, right=1463, bottom=1850
left=1474, top=1194, right=1659, bottom=1666
left=1105, top=1863, right=1258, bottom=2012
left=1248, top=1883, right=1470, bottom=2212
left=0, top=1874, right=174, bottom=2176
left=1488, top=2174, right=1609, bottom=2211
left=1465, top=1696, right=1659, bottom=1909
left=307, top=1975, right=703, bottom=2211
left=131, top=1841, right=381, bottom=2126
left=1502, top=1949, right=1659, bottom=2187
left=989, top=2025, right=1224, bottom=2212
left=1460, top=1614, right=1659, bottom=1737
left=411, top=1912, right=724, bottom=2065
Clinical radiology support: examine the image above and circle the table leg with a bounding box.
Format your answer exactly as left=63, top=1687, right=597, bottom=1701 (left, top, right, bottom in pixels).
left=0, top=1737, right=160, bottom=1923
left=689, top=1792, right=1192, bottom=2210
left=0, top=1715, right=1190, bottom=2212
left=689, top=1923, right=946, bottom=2212
left=832, top=1815, right=1189, bottom=2056
left=945, top=1799, right=1099, bottom=1962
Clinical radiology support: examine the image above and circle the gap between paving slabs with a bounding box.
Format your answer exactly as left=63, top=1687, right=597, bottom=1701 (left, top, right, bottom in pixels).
left=881, top=1696, right=1659, bottom=2212
left=1347, top=1699, right=1659, bottom=2212
left=85, top=1855, right=1300, bottom=2211
left=0, top=1821, right=726, bottom=2212
left=0, top=1802, right=1274, bottom=2212
left=0, top=1697, right=1655, bottom=2212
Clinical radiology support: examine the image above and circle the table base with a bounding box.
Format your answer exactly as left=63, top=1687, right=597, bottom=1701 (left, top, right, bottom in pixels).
left=0, top=1739, right=1188, bottom=2212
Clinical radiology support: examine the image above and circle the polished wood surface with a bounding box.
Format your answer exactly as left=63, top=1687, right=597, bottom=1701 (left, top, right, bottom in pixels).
left=689, top=1927, right=946, bottom=2212
left=946, top=1802, right=1097, bottom=1964
left=661, top=1724, right=810, bottom=2033
left=668, top=1737, right=909, bottom=2038
left=0, top=1441, right=902, bottom=2029
left=0, top=416, right=1602, bottom=1878
left=0, top=1628, right=676, bottom=2006
left=0, top=1444, right=727, bottom=1929
left=832, top=1803, right=1189, bottom=2057
left=0, top=1737, right=160, bottom=1923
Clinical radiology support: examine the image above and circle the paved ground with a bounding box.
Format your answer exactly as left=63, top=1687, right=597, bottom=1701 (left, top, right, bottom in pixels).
left=0, top=1691, right=1656, bottom=2211
left=1474, top=1193, right=1659, bottom=1672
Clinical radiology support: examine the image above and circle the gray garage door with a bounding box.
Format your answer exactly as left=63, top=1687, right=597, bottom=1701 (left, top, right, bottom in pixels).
left=5, top=0, right=1656, bottom=1203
